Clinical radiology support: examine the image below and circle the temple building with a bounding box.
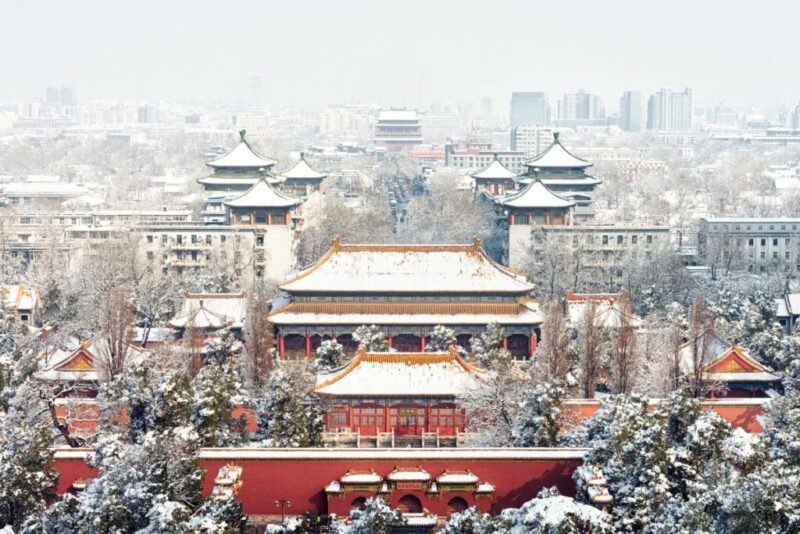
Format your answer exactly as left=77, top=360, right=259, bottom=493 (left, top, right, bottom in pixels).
left=198, top=130, right=279, bottom=224
left=315, top=349, right=483, bottom=446
left=496, top=179, right=575, bottom=267
left=275, top=152, right=327, bottom=198
left=565, top=290, right=641, bottom=329
left=268, top=238, right=542, bottom=360
left=36, top=335, right=148, bottom=397
left=517, top=132, right=601, bottom=221
left=374, top=109, right=423, bottom=150
left=471, top=155, right=518, bottom=197
left=170, top=292, right=248, bottom=336
left=1, top=283, right=41, bottom=326
left=679, top=337, right=781, bottom=398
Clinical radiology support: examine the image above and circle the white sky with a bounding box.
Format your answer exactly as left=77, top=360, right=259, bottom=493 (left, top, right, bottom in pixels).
left=1, top=0, right=797, bottom=110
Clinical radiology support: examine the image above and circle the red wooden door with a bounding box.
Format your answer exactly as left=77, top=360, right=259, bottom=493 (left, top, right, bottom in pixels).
left=391, top=405, right=425, bottom=436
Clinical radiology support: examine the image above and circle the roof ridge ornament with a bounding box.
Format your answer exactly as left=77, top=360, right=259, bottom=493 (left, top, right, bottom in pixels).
left=553, top=131, right=560, bottom=142
left=239, top=129, right=247, bottom=142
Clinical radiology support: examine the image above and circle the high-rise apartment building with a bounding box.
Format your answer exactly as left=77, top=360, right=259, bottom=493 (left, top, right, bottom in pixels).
left=618, top=91, right=644, bottom=131
left=647, top=88, right=693, bottom=131
left=558, top=90, right=605, bottom=121
left=509, top=92, right=550, bottom=127
left=510, top=125, right=554, bottom=155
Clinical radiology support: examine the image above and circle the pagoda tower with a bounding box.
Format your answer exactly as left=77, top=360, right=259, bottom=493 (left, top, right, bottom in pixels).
left=517, top=132, right=601, bottom=221
left=198, top=130, right=279, bottom=224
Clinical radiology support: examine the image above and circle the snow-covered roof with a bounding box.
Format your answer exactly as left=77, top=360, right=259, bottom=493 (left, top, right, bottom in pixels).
left=279, top=155, right=326, bottom=180
left=280, top=238, right=534, bottom=294
left=566, top=291, right=641, bottom=328
left=197, top=177, right=260, bottom=186
left=499, top=180, right=575, bottom=209
left=206, top=130, right=277, bottom=169
left=378, top=109, right=418, bottom=122
left=402, top=514, right=438, bottom=527
left=679, top=338, right=781, bottom=384
left=36, top=335, right=148, bottom=382
left=776, top=297, right=790, bottom=318
left=339, top=471, right=382, bottom=484
left=525, top=132, right=592, bottom=169
left=314, top=350, right=485, bottom=397
left=436, top=471, right=479, bottom=484
left=386, top=467, right=431, bottom=482
left=472, top=157, right=517, bottom=180
left=223, top=178, right=301, bottom=209
left=170, top=292, right=247, bottom=330
left=1, top=284, right=39, bottom=311
left=786, top=293, right=800, bottom=315
left=268, top=299, right=542, bottom=326
left=475, top=482, right=495, bottom=493
left=0, top=181, right=87, bottom=197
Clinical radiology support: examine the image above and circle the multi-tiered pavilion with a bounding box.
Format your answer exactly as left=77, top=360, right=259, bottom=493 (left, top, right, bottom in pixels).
left=268, top=237, right=542, bottom=360
left=471, top=155, right=518, bottom=197
left=518, top=132, right=601, bottom=221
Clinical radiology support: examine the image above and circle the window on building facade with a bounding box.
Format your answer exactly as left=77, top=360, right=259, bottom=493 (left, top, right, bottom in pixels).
left=632, top=235, right=638, bottom=244
left=646, top=235, right=653, bottom=244
left=773, top=239, right=779, bottom=246
left=602, top=235, right=609, bottom=245
left=206, top=235, right=212, bottom=244
left=617, top=235, right=623, bottom=245
left=748, top=238, right=754, bottom=246
left=761, top=239, right=766, bottom=246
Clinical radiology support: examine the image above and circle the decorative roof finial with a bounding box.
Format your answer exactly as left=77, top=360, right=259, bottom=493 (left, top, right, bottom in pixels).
left=299, top=151, right=305, bottom=160
left=472, top=236, right=483, bottom=249
left=553, top=131, right=560, bottom=142
left=331, top=235, right=342, bottom=248
left=493, top=152, right=499, bottom=160
left=239, top=129, right=247, bottom=141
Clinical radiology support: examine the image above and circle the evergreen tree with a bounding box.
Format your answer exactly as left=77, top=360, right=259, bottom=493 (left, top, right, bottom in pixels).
left=333, top=497, right=403, bottom=534
left=0, top=381, right=57, bottom=532
left=513, top=383, right=564, bottom=447
left=191, top=361, right=248, bottom=447
left=499, top=487, right=613, bottom=534
left=353, top=325, right=389, bottom=352
left=469, top=322, right=510, bottom=368
left=257, top=364, right=323, bottom=447
left=426, top=325, right=458, bottom=352
left=310, top=339, right=346, bottom=373
left=440, top=507, right=494, bottom=534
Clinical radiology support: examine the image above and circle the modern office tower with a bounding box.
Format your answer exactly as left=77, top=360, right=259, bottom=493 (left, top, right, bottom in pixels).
left=619, top=91, right=644, bottom=131
left=509, top=92, right=550, bottom=127
left=647, top=88, right=693, bottom=131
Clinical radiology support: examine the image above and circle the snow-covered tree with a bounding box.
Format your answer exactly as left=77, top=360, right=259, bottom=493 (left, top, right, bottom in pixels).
left=0, top=381, right=57, bottom=531
left=191, top=361, right=248, bottom=447
left=498, top=487, right=613, bottom=534
left=469, top=322, right=512, bottom=369
left=439, top=507, right=494, bottom=534
left=426, top=325, right=458, bottom=353
left=310, top=339, right=346, bottom=373
left=243, top=281, right=276, bottom=392
left=462, top=326, right=531, bottom=446
left=353, top=325, right=389, bottom=352
left=257, top=364, right=323, bottom=447
left=333, top=497, right=403, bottom=534
left=513, top=383, right=564, bottom=447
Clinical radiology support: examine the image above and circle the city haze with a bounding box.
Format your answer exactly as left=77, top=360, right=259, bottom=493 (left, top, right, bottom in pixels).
left=1, top=0, right=798, bottom=108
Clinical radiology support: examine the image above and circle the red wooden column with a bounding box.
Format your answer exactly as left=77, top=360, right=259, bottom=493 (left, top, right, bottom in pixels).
left=529, top=333, right=538, bottom=358
left=425, top=402, right=432, bottom=433
left=502, top=336, right=508, bottom=350
left=348, top=404, right=354, bottom=431
left=285, top=212, right=291, bottom=225
left=304, top=335, right=311, bottom=360
left=420, top=335, right=426, bottom=352
left=267, top=212, right=273, bottom=225
left=384, top=402, right=390, bottom=433
left=277, top=335, right=285, bottom=359
left=387, top=335, right=393, bottom=350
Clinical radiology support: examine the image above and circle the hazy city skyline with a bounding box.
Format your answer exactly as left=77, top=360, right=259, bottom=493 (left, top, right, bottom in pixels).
left=1, top=0, right=799, bottom=111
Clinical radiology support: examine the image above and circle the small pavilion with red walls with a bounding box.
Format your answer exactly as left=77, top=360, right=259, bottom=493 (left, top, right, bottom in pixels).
left=314, top=349, right=483, bottom=446
left=269, top=238, right=542, bottom=361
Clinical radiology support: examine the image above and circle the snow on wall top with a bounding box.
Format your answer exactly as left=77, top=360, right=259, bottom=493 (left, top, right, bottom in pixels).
left=314, top=350, right=485, bottom=397
left=280, top=238, right=534, bottom=294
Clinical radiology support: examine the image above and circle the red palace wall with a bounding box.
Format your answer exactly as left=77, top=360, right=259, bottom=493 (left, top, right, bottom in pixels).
left=55, top=398, right=768, bottom=437
left=562, top=398, right=768, bottom=433
left=53, top=448, right=585, bottom=521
